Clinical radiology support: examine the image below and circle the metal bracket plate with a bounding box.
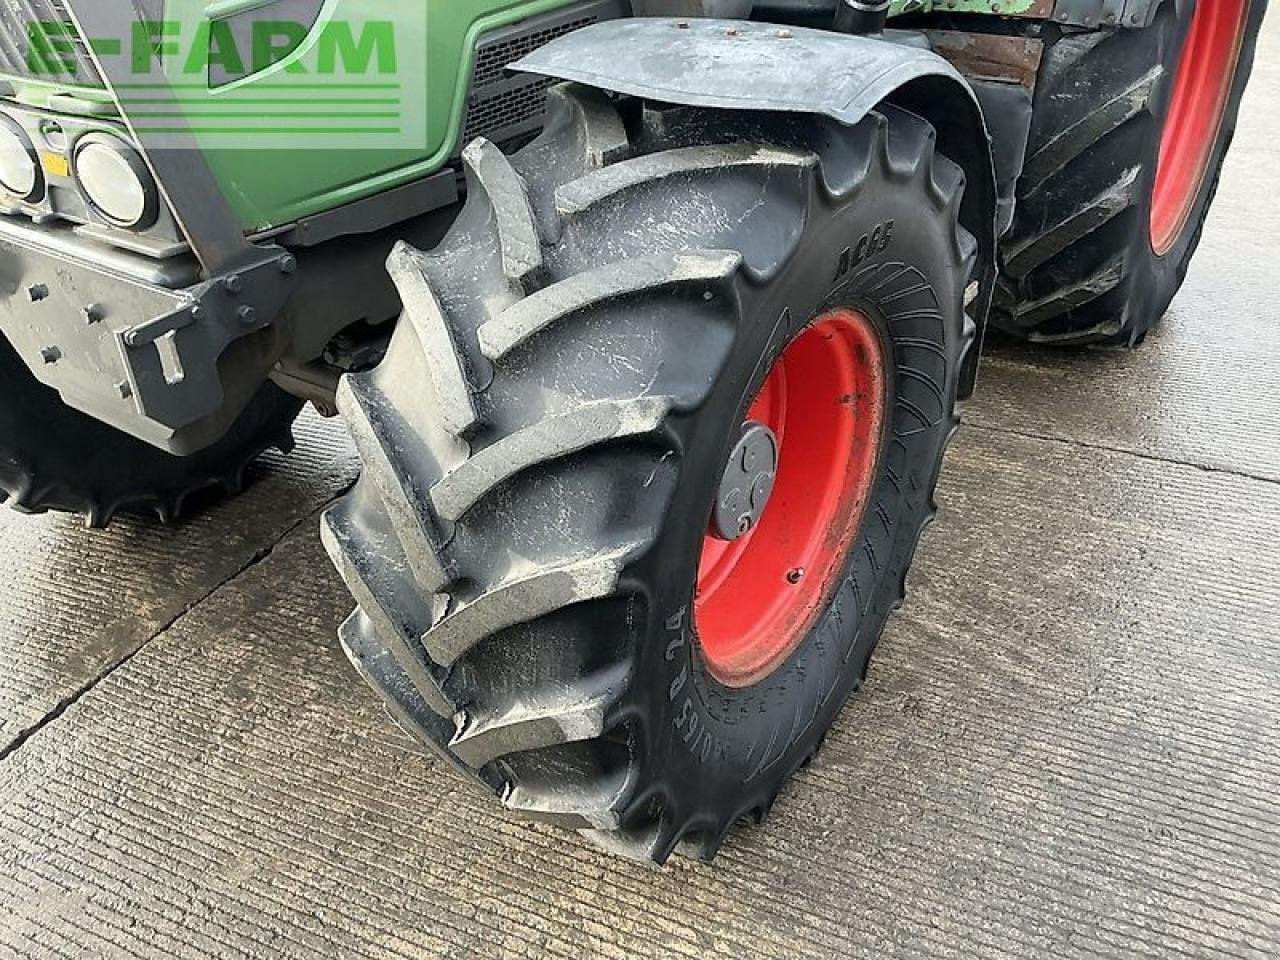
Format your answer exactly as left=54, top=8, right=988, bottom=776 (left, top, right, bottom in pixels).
left=0, top=219, right=297, bottom=444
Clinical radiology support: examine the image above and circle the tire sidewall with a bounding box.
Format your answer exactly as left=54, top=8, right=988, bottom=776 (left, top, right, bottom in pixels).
left=619, top=148, right=969, bottom=832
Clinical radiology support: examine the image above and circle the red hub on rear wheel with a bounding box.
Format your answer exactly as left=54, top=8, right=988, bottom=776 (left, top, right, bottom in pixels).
left=1151, top=0, right=1250, bottom=255
left=695, top=309, right=888, bottom=688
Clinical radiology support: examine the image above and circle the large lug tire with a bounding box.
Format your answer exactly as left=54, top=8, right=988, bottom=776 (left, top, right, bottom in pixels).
left=323, top=85, right=979, bottom=863
left=995, top=0, right=1266, bottom=345
left=0, top=336, right=302, bottom=527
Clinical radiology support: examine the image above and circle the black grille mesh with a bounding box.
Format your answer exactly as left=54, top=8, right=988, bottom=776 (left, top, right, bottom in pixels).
left=460, top=2, right=623, bottom=152
left=471, top=17, right=596, bottom=90
left=0, top=0, right=103, bottom=87
left=462, top=76, right=559, bottom=148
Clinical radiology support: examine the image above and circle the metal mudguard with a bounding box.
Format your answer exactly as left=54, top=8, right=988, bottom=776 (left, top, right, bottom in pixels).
left=517, top=18, right=976, bottom=127
left=514, top=16, right=998, bottom=395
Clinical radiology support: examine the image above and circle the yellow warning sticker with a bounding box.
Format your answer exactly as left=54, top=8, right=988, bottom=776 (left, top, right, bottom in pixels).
left=41, top=153, right=69, bottom=178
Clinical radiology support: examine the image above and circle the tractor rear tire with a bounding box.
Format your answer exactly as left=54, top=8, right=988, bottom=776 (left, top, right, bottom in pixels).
left=995, top=0, right=1266, bottom=345
left=0, top=335, right=302, bottom=527
left=323, top=86, right=978, bottom=863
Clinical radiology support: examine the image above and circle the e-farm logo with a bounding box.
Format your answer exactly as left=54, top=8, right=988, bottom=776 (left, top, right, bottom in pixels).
left=25, top=17, right=424, bottom=149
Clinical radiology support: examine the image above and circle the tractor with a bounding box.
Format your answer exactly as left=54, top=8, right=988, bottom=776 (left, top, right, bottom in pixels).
left=0, top=0, right=1264, bottom=863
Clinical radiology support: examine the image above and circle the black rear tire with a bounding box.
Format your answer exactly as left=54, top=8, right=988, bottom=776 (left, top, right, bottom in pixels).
left=0, top=336, right=302, bottom=527
left=995, top=0, right=1266, bottom=345
left=323, top=85, right=979, bottom=863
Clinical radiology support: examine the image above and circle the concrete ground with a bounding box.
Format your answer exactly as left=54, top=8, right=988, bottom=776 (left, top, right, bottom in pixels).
left=2, top=26, right=1279, bottom=960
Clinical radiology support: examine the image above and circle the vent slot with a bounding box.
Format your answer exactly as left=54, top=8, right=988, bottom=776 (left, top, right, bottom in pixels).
left=459, top=0, right=625, bottom=153
left=0, top=0, right=104, bottom=87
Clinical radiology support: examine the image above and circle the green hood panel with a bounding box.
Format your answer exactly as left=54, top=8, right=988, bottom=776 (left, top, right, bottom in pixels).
left=193, top=0, right=581, bottom=230
left=0, top=0, right=584, bottom=232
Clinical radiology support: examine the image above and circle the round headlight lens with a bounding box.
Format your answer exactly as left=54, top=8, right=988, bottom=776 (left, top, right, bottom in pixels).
left=0, top=118, right=41, bottom=202
left=73, top=135, right=157, bottom=229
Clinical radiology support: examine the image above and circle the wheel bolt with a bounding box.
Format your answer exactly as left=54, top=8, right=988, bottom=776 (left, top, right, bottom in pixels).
left=787, top=568, right=804, bottom=584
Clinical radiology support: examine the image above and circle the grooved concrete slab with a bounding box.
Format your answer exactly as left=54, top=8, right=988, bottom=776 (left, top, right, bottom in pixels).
left=0, top=426, right=1276, bottom=960
left=969, top=34, right=1280, bottom=482
left=0, top=413, right=358, bottom=757
left=0, top=17, right=1277, bottom=960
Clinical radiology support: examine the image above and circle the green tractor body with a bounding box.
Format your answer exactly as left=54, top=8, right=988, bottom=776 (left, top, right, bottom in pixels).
left=0, top=0, right=1036, bottom=232
left=10, top=0, right=585, bottom=231
left=0, top=0, right=1010, bottom=456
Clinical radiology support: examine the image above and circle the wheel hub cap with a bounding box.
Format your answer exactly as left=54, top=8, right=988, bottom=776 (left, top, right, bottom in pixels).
left=711, top=421, right=779, bottom=542
left=694, top=308, right=888, bottom=688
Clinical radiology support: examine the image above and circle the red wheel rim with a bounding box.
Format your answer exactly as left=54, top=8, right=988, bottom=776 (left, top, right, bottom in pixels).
left=694, top=309, right=887, bottom=688
left=1151, top=0, right=1250, bottom=255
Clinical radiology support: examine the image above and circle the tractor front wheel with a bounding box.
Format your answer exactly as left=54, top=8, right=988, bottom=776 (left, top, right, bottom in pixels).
left=323, top=86, right=979, bottom=862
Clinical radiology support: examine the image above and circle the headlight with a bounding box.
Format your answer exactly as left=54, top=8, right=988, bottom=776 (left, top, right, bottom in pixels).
left=0, top=116, right=42, bottom=203
left=72, top=133, right=158, bottom=230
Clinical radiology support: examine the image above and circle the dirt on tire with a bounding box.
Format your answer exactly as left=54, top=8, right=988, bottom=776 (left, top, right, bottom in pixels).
left=323, top=85, right=982, bottom=863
